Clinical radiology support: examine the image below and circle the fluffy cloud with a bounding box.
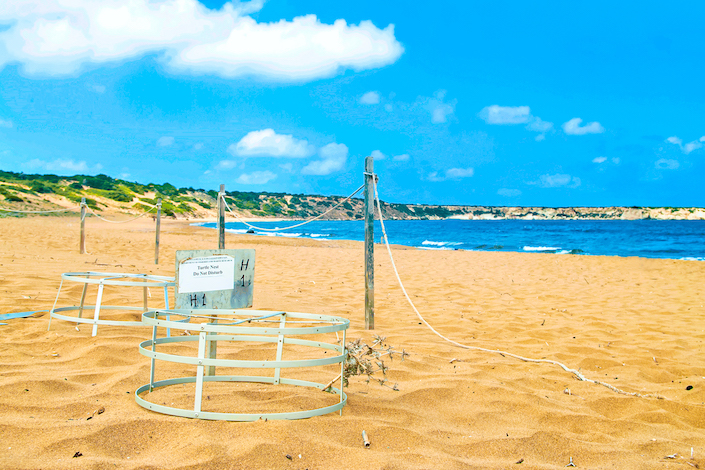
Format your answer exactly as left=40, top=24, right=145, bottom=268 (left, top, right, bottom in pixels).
left=427, top=167, right=474, bottom=181
left=0, top=0, right=403, bottom=80
left=497, top=188, right=521, bottom=197
left=478, top=105, right=553, bottom=139
left=216, top=160, right=239, bottom=170
left=423, top=90, right=455, bottom=124
left=360, top=91, right=380, bottom=105
left=236, top=170, right=277, bottom=185
left=22, top=158, right=102, bottom=173
left=157, top=136, right=174, bottom=147
left=562, top=118, right=605, bottom=135
left=229, top=129, right=315, bottom=158
left=655, top=158, right=679, bottom=170
left=371, top=150, right=385, bottom=160
left=535, top=173, right=581, bottom=188
left=301, top=143, right=348, bottom=175
left=478, top=105, right=531, bottom=124
left=666, top=135, right=705, bottom=154
left=592, top=156, right=607, bottom=163
left=0, top=118, right=13, bottom=128
left=392, top=153, right=409, bottom=162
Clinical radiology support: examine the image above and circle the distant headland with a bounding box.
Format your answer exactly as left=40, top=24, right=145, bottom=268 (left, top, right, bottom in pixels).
left=1, top=170, right=703, bottom=220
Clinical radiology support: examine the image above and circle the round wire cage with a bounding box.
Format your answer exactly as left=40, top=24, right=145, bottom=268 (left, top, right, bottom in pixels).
left=136, top=308, right=349, bottom=421
left=47, top=272, right=175, bottom=336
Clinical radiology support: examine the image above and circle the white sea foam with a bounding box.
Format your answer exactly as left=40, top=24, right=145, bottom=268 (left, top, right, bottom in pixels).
left=523, top=246, right=560, bottom=252
left=422, top=240, right=463, bottom=247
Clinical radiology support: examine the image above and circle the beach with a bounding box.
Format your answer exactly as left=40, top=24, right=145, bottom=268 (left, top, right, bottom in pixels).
left=1, top=216, right=704, bottom=469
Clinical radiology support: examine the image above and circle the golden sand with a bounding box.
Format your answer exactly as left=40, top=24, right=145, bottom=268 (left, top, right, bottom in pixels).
left=0, top=216, right=704, bottom=469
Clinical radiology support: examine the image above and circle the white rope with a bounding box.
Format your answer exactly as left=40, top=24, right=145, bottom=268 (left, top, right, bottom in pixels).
left=371, top=176, right=654, bottom=398
left=85, top=204, right=156, bottom=224
left=0, top=206, right=76, bottom=214
left=221, top=184, right=364, bottom=232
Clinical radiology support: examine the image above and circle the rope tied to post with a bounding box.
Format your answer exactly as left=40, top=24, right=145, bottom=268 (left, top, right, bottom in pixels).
left=370, top=175, right=658, bottom=399
left=84, top=204, right=157, bottom=224
left=220, top=184, right=364, bottom=232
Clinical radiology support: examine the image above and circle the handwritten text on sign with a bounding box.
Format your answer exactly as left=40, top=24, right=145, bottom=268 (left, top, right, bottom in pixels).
left=178, top=255, right=235, bottom=293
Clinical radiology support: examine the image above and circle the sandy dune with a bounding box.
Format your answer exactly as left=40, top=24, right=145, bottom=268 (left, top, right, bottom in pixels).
left=0, top=216, right=703, bottom=469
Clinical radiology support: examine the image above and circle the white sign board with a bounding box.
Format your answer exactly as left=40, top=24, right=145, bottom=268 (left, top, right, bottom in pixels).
left=177, top=255, right=235, bottom=294
left=175, top=249, right=255, bottom=309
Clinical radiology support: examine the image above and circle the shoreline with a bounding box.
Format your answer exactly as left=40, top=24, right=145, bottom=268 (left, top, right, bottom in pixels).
left=190, top=218, right=705, bottom=262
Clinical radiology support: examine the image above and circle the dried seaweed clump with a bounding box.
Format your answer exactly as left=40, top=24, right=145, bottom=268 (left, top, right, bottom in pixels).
left=343, top=335, right=408, bottom=390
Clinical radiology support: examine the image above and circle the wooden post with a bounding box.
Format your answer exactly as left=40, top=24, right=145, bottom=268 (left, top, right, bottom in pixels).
left=364, top=156, right=374, bottom=330
left=80, top=197, right=86, bottom=254
left=154, top=198, right=161, bottom=264
left=218, top=184, right=225, bottom=249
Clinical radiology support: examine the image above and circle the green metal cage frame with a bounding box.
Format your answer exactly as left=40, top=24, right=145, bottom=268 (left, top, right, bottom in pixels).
left=136, top=309, right=349, bottom=421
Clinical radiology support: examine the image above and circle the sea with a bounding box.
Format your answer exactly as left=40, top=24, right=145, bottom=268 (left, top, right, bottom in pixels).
left=195, top=219, right=705, bottom=261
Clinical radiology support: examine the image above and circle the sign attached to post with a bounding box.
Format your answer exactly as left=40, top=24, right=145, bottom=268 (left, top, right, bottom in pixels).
left=178, top=255, right=235, bottom=293
left=175, top=249, right=254, bottom=309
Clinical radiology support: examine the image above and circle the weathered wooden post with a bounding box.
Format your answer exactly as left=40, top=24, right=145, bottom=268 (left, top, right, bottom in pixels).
left=364, top=156, right=374, bottom=330
left=218, top=184, right=225, bottom=250
left=80, top=197, right=86, bottom=254
left=154, top=198, right=161, bottom=264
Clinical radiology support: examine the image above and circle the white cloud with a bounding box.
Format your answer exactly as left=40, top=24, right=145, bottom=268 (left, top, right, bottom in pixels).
left=665, top=135, right=704, bottom=154
left=612, top=157, right=620, bottom=164
left=592, top=156, right=607, bottom=163
left=655, top=158, right=679, bottom=170
left=230, top=129, right=315, bottom=158
left=497, top=188, right=521, bottom=197
left=423, top=90, right=455, bottom=124
left=427, top=167, right=474, bottom=181
left=301, top=142, right=348, bottom=175
left=279, top=162, right=293, bottom=172
left=562, top=118, right=605, bottom=135
left=371, top=150, right=385, bottom=160
left=193, top=142, right=204, bottom=150
left=157, top=136, right=174, bottom=147
left=236, top=170, right=277, bottom=185
left=0, top=118, right=13, bottom=128
left=684, top=141, right=703, bottom=154
left=526, top=116, right=553, bottom=133
left=535, top=173, right=581, bottom=188
left=360, top=91, right=380, bottom=105
left=479, top=105, right=553, bottom=139
left=478, top=105, right=531, bottom=124
left=22, top=158, right=102, bottom=173
left=427, top=172, right=444, bottom=182
left=0, top=1, right=403, bottom=80
left=216, top=160, right=238, bottom=170
left=445, top=167, right=474, bottom=179
left=392, top=153, right=409, bottom=162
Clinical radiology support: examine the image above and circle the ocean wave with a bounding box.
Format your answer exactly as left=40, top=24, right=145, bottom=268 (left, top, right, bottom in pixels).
left=680, top=256, right=705, bottom=261
left=422, top=240, right=463, bottom=247
left=523, top=246, right=561, bottom=252
left=310, top=233, right=330, bottom=238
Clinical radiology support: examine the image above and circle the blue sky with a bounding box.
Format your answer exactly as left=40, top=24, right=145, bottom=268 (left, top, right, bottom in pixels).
left=0, top=0, right=703, bottom=207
